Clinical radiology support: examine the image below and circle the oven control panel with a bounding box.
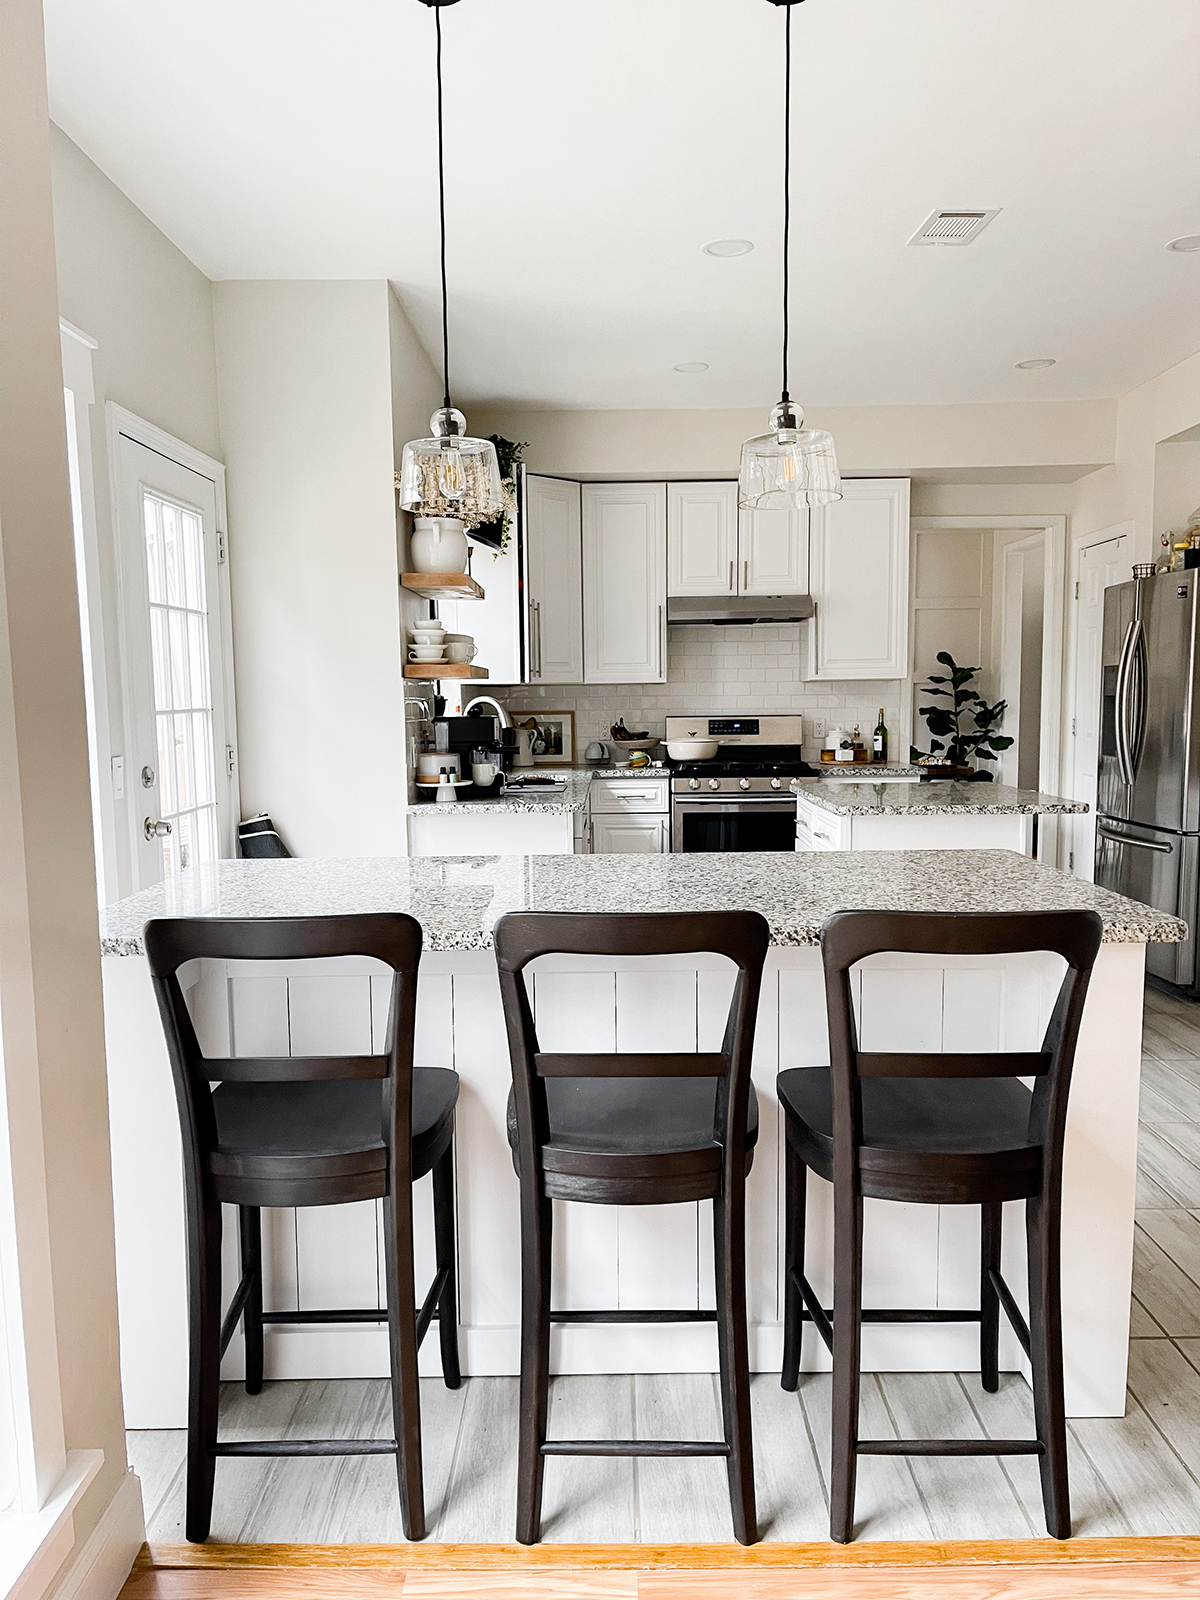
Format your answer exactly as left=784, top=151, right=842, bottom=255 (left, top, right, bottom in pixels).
left=706, top=718, right=759, bottom=737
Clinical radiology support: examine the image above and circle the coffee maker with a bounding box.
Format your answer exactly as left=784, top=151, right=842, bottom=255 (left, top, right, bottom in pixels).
left=430, top=714, right=510, bottom=791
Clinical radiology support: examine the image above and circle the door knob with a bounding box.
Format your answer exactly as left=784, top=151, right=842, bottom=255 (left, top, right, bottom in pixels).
left=144, top=817, right=173, bottom=841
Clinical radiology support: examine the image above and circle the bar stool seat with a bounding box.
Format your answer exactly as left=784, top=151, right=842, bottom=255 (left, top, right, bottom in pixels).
left=506, top=1079, right=758, bottom=1196
left=212, top=1068, right=459, bottom=1195
left=778, top=1068, right=1039, bottom=1203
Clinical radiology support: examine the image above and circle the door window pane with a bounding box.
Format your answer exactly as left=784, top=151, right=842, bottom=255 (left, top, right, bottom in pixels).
left=143, top=491, right=219, bottom=877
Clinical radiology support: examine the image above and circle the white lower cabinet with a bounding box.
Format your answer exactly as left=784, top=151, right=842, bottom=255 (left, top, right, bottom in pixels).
left=796, top=793, right=1034, bottom=853
left=795, top=796, right=851, bottom=851
left=591, top=815, right=668, bottom=854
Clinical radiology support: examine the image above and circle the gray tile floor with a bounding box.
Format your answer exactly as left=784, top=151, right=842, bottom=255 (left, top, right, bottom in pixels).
left=130, top=983, right=1200, bottom=1543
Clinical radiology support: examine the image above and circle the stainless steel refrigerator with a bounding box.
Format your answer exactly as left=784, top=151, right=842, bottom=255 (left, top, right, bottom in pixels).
left=1096, top=564, right=1200, bottom=989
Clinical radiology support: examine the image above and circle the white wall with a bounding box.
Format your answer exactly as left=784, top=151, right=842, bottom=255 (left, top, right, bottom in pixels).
left=1153, top=439, right=1200, bottom=555
left=472, top=400, right=1115, bottom=482
left=213, top=280, right=441, bottom=855
left=49, top=125, right=223, bottom=897
left=0, top=2, right=132, bottom=1579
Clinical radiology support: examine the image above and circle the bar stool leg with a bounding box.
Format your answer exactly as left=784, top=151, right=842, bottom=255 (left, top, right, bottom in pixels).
left=432, top=1142, right=462, bottom=1390
left=516, top=1190, right=552, bottom=1545
left=185, top=1194, right=222, bottom=1543
left=1027, top=1192, right=1071, bottom=1538
left=980, top=1201, right=1002, bottom=1394
left=781, top=1135, right=806, bottom=1392
left=238, top=1207, right=264, bottom=1396
left=714, top=1188, right=758, bottom=1545
left=830, top=1189, right=864, bottom=1544
left=384, top=1185, right=426, bottom=1541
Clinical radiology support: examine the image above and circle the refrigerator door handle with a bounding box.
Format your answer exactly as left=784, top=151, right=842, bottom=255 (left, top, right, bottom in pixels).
left=1097, top=824, right=1173, bottom=855
left=1114, top=617, right=1140, bottom=787
left=1128, top=616, right=1148, bottom=778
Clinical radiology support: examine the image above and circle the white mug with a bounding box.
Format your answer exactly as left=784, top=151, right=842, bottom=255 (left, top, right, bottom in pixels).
left=444, top=641, right=477, bottom=663
left=471, top=761, right=498, bottom=786
left=409, top=645, right=445, bottom=661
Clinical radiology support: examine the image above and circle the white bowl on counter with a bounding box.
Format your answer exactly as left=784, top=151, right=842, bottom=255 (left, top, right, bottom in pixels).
left=665, top=739, right=719, bottom=761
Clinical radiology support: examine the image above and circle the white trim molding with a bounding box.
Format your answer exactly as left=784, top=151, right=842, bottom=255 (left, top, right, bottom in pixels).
left=0, top=1452, right=101, bottom=1600
left=43, top=1471, right=142, bottom=1600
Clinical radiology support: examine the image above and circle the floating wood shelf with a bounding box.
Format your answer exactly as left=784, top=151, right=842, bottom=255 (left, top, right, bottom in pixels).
left=404, top=663, right=489, bottom=681
left=401, top=573, right=484, bottom=601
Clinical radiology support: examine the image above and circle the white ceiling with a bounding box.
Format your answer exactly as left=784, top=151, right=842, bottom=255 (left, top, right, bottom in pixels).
left=43, top=0, right=1200, bottom=412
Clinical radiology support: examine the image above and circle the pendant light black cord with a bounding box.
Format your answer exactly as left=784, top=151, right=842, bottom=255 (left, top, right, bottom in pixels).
left=781, top=1, right=792, bottom=405
left=435, top=5, right=451, bottom=410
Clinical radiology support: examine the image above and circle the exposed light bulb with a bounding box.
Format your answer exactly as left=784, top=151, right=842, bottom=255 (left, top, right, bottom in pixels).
left=437, top=444, right=465, bottom=500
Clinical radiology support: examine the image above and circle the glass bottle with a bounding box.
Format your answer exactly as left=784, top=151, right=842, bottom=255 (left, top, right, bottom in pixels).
left=873, top=709, right=888, bottom=764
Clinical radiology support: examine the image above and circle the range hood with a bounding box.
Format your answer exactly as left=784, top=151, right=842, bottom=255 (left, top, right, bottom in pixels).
left=666, top=593, right=815, bottom=626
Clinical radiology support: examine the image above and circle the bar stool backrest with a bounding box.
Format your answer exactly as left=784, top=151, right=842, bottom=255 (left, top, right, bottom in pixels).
left=494, top=910, right=771, bottom=1187
left=819, top=908, right=1105, bottom=1195
left=144, top=913, right=423, bottom=1191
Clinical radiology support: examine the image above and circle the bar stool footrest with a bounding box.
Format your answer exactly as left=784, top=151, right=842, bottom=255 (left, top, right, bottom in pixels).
left=213, top=1439, right=397, bottom=1457
left=857, top=1438, right=1044, bottom=1457
left=549, top=1309, right=718, bottom=1325
left=541, top=1439, right=730, bottom=1457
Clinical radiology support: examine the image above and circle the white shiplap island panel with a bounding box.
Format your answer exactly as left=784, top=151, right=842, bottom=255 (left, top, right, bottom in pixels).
left=100, top=852, right=1182, bottom=1429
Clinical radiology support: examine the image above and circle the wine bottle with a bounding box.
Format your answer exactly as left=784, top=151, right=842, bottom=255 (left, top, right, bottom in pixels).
left=873, top=709, right=887, bottom=764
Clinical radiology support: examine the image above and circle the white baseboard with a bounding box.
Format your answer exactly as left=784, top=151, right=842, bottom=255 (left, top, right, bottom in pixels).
left=45, top=1472, right=143, bottom=1600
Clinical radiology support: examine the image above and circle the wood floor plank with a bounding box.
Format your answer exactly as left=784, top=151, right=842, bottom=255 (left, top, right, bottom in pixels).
left=1126, top=1338, right=1200, bottom=1515
left=121, top=1573, right=405, bottom=1599
left=404, top=1577, right=636, bottom=1599
left=633, top=1374, right=733, bottom=1544
left=1131, top=1228, right=1200, bottom=1337
left=746, top=1376, right=828, bottom=1542
left=799, top=1375, right=934, bottom=1543
left=1142, top=1058, right=1200, bottom=1122
left=1129, top=1296, right=1167, bottom=1338
left=961, top=1373, right=1130, bottom=1538
left=878, top=1373, right=1033, bottom=1540
left=1137, top=1129, right=1200, bottom=1209
left=1136, top=1162, right=1181, bottom=1212
left=126, top=1430, right=188, bottom=1532
left=1140, top=1080, right=1184, bottom=1127
left=1068, top=1396, right=1200, bottom=1535
left=540, top=1377, right=637, bottom=1545
left=1138, top=1210, right=1200, bottom=1288
left=636, top=1565, right=1200, bottom=1598
left=1141, top=1017, right=1200, bottom=1062
left=436, top=1377, right=520, bottom=1543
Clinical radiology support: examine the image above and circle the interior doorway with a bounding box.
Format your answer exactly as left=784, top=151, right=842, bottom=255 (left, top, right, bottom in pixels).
left=996, top=533, right=1047, bottom=791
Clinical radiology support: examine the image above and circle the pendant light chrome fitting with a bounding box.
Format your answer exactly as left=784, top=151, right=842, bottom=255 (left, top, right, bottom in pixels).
left=399, top=0, right=503, bottom=529
left=738, top=0, right=841, bottom=511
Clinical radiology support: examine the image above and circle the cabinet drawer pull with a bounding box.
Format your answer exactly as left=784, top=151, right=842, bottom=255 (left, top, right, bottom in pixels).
left=729, top=559, right=734, bottom=592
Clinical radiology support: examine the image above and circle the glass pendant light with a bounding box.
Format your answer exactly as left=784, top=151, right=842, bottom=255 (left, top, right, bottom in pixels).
left=398, top=1, right=503, bottom=530
left=738, top=0, right=841, bottom=511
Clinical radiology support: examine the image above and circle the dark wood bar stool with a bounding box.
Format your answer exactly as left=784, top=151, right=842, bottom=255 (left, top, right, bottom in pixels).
left=494, top=909, right=771, bottom=1546
left=145, top=913, right=461, bottom=1543
left=778, top=908, right=1103, bottom=1543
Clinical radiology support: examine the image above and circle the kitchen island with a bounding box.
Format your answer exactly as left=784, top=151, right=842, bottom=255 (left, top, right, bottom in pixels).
left=100, top=850, right=1180, bottom=1429
left=794, top=779, right=1086, bottom=855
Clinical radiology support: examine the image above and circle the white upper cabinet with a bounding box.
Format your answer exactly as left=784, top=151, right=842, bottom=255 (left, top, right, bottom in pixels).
left=667, top=482, right=738, bottom=596
left=583, top=484, right=667, bottom=684
left=805, top=478, right=910, bottom=680
left=740, top=506, right=808, bottom=595
left=525, top=474, right=583, bottom=683
left=667, top=482, right=807, bottom=597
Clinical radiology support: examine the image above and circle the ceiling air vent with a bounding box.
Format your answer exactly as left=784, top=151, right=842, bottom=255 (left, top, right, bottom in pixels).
left=908, top=208, right=1000, bottom=246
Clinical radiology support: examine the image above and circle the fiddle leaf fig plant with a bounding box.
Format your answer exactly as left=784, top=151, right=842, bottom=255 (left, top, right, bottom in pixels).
left=917, top=652, right=1014, bottom=773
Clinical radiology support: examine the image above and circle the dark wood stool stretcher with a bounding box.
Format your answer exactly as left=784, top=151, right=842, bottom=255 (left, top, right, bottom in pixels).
left=779, top=908, right=1103, bottom=1543
left=495, top=909, right=771, bottom=1546
left=145, top=912, right=460, bottom=1544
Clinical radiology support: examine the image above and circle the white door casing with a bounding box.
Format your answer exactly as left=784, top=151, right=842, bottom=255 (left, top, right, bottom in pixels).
left=109, top=406, right=238, bottom=888
left=1068, top=526, right=1132, bottom=879
left=525, top=475, right=584, bottom=682
left=582, top=484, right=667, bottom=684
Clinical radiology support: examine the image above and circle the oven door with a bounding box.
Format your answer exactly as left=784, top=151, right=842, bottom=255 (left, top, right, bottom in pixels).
left=671, top=797, right=797, bottom=853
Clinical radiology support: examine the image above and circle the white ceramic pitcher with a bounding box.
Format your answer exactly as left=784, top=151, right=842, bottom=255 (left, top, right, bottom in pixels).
left=410, top=517, right=469, bottom=574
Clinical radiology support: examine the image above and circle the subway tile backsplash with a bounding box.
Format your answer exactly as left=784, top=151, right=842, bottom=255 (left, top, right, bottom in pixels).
left=466, top=625, right=903, bottom=760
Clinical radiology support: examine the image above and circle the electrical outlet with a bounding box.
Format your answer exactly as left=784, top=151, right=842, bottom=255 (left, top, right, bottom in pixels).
left=810, top=718, right=826, bottom=742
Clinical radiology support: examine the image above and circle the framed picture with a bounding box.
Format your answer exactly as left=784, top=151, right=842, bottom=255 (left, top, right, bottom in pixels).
left=513, top=710, right=575, bottom=765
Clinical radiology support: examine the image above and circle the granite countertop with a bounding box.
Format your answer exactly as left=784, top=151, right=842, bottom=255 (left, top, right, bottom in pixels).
left=99, top=850, right=1185, bottom=956
left=407, top=770, right=593, bottom=815
left=794, top=780, right=1088, bottom=817
left=813, top=764, right=923, bottom=778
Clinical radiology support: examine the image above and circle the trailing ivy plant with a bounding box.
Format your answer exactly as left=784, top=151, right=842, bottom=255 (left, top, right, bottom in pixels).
left=917, top=652, right=1014, bottom=775
left=472, top=435, right=527, bottom=558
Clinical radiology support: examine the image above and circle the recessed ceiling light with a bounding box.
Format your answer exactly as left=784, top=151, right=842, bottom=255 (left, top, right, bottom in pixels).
left=673, top=362, right=709, bottom=374
left=1015, top=358, right=1056, bottom=370
left=1166, top=234, right=1200, bottom=253
left=703, top=239, right=754, bottom=258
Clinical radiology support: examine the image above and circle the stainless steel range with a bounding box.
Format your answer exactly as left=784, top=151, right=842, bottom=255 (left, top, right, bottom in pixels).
left=666, top=714, right=818, bottom=853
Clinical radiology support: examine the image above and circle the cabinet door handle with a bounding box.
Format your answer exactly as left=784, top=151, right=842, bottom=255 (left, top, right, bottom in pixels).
left=729, top=559, right=734, bottom=593
left=743, top=559, right=749, bottom=590
left=658, top=605, right=663, bottom=676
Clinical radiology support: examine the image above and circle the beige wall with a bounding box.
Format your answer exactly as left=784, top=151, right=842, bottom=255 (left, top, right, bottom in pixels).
left=0, top=0, right=129, bottom=1567
left=214, top=280, right=440, bottom=855
left=1073, top=347, right=1200, bottom=563
left=472, top=399, right=1116, bottom=483
left=49, top=125, right=222, bottom=895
